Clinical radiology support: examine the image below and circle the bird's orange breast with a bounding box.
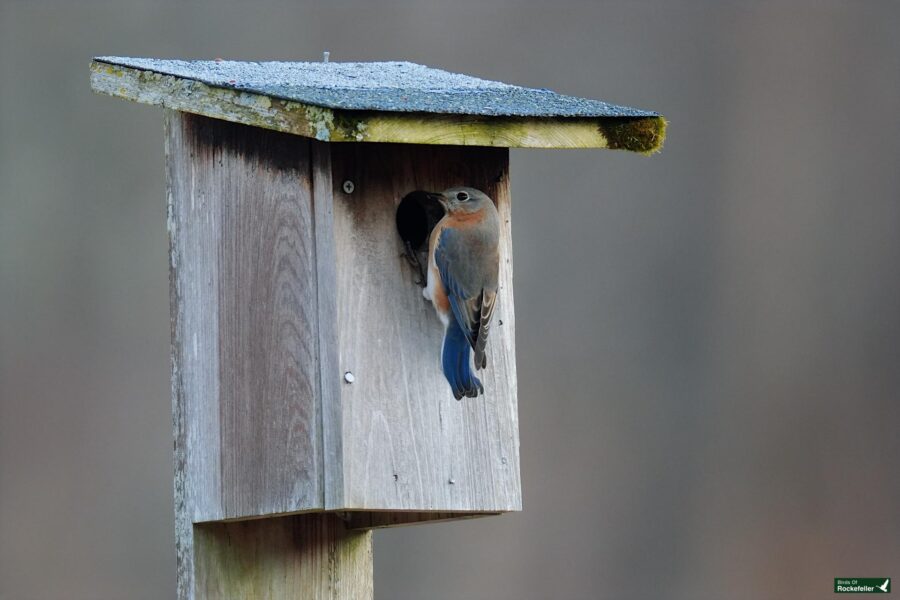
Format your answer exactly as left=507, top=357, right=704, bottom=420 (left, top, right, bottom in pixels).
left=428, top=221, right=452, bottom=316
left=430, top=265, right=451, bottom=315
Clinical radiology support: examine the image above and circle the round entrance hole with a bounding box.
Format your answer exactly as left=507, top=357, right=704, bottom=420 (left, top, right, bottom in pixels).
left=396, top=191, right=445, bottom=252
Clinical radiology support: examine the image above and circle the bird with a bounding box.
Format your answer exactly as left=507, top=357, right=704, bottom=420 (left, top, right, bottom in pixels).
left=422, top=187, right=500, bottom=399
left=878, top=579, right=890, bottom=593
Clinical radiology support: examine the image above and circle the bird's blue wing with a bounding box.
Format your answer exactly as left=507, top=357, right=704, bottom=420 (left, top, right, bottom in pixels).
left=435, top=227, right=480, bottom=349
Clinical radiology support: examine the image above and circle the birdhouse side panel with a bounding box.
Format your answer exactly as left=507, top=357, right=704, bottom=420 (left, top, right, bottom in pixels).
left=328, top=143, right=521, bottom=512
left=167, top=112, right=325, bottom=521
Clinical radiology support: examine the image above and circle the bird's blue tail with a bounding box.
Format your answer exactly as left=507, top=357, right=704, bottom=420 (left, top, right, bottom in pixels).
left=442, top=320, right=483, bottom=400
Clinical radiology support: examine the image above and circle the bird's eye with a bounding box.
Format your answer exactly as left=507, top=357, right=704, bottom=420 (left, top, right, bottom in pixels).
left=456, top=191, right=469, bottom=202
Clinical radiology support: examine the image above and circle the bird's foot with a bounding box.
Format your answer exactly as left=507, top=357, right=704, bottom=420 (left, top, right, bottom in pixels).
left=400, top=241, right=427, bottom=287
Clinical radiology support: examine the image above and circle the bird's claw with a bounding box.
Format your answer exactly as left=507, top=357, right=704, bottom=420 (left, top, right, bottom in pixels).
left=400, top=241, right=427, bottom=287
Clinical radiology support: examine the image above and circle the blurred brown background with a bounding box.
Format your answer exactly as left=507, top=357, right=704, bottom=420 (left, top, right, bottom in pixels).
left=2, top=1, right=899, bottom=598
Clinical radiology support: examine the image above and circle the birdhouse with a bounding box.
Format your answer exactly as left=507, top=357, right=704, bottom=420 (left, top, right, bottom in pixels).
left=91, top=56, right=664, bottom=599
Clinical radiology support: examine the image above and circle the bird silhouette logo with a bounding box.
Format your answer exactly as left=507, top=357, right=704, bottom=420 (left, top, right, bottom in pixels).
left=878, top=578, right=890, bottom=593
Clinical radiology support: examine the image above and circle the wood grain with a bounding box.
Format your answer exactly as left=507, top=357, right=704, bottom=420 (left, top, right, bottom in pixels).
left=328, top=143, right=522, bottom=512
left=169, top=110, right=323, bottom=521
left=345, top=511, right=499, bottom=530
left=91, top=60, right=665, bottom=153
left=167, top=110, right=221, bottom=598
left=212, top=115, right=320, bottom=520
left=194, top=514, right=373, bottom=600
left=310, top=141, right=345, bottom=510
left=168, top=111, right=328, bottom=598
left=166, top=111, right=522, bottom=598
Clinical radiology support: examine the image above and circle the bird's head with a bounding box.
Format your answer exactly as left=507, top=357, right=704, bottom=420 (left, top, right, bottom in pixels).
left=428, top=187, right=493, bottom=215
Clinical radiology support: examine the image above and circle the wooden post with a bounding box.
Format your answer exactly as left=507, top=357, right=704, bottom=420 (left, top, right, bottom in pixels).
left=193, top=515, right=372, bottom=599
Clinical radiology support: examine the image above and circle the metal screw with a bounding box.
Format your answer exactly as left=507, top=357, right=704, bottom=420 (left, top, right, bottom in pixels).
left=342, top=180, right=355, bottom=194
left=343, top=371, right=355, bottom=384
left=448, top=478, right=456, bottom=485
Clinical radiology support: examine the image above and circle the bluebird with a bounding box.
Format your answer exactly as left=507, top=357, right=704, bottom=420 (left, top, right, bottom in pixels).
left=423, top=187, right=500, bottom=399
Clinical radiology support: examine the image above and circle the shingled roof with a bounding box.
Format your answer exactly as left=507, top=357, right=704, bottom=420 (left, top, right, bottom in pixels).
left=90, top=56, right=665, bottom=153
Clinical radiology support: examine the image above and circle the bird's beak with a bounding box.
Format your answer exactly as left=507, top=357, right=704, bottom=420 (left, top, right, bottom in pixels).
left=426, top=192, right=448, bottom=208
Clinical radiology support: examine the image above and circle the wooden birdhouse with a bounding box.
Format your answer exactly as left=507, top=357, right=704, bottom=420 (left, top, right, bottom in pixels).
left=90, top=56, right=664, bottom=599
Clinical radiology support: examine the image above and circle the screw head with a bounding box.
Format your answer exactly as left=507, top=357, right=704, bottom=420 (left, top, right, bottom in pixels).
left=342, top=180, right=355, bottom=194
left=448, top=478, right=456, bottom=485
left=343, top=371, right=355, bottom=384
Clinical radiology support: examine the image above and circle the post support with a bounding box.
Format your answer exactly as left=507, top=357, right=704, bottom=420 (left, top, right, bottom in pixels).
left=193, top=515, right=372, bottom=599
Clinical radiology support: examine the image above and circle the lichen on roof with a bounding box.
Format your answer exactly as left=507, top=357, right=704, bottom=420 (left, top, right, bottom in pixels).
left=94, top=56, right=658, bottom=119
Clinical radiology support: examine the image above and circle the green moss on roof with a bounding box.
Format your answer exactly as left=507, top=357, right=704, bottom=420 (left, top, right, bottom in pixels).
left=598, top=116, right=667, bottom=155
left=90, top=58, right=666, bottom=153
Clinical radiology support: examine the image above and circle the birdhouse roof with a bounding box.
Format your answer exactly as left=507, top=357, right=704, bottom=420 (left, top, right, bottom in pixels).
left=91, top=56, right=665, bottom=153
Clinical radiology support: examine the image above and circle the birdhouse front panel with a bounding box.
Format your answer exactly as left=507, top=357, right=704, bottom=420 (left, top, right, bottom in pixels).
left=324, top=143, right=521, bottom=513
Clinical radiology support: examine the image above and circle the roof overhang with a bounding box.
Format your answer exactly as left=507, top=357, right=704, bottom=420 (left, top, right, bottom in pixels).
left=90, top=58, right=665, bottom=153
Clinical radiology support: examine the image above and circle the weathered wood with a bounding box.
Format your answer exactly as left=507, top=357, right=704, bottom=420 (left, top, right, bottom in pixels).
left=167, top=111, right=522, bottom=598
left=329, top=143, right=522, bottom=512
left=168, top=110, right=323, bottom=522
left=310, top=141, right=345, bottom=511
left=168, top=113, right=522, bottom=518
left=91, top=60, right=665, bottom=152
left=168, top=110, right=329, bottom=599
left=345, top=511, right=499, bottom=530
left=194, top=514, right=373, bottom=600
left=350, top=112, right=665, bottom=153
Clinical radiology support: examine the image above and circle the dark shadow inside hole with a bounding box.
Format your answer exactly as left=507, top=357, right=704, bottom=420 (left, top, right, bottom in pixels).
left=396, top=191, right=445, bottom=251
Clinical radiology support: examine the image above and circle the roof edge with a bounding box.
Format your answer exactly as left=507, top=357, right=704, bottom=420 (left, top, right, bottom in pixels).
left=90, top=60, right=665, bottom=152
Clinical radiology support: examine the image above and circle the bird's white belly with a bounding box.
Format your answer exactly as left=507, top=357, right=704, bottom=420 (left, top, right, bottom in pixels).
left=423, top=260, right=436, bottom=302
left=424, top=256, right=450, bottom=327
